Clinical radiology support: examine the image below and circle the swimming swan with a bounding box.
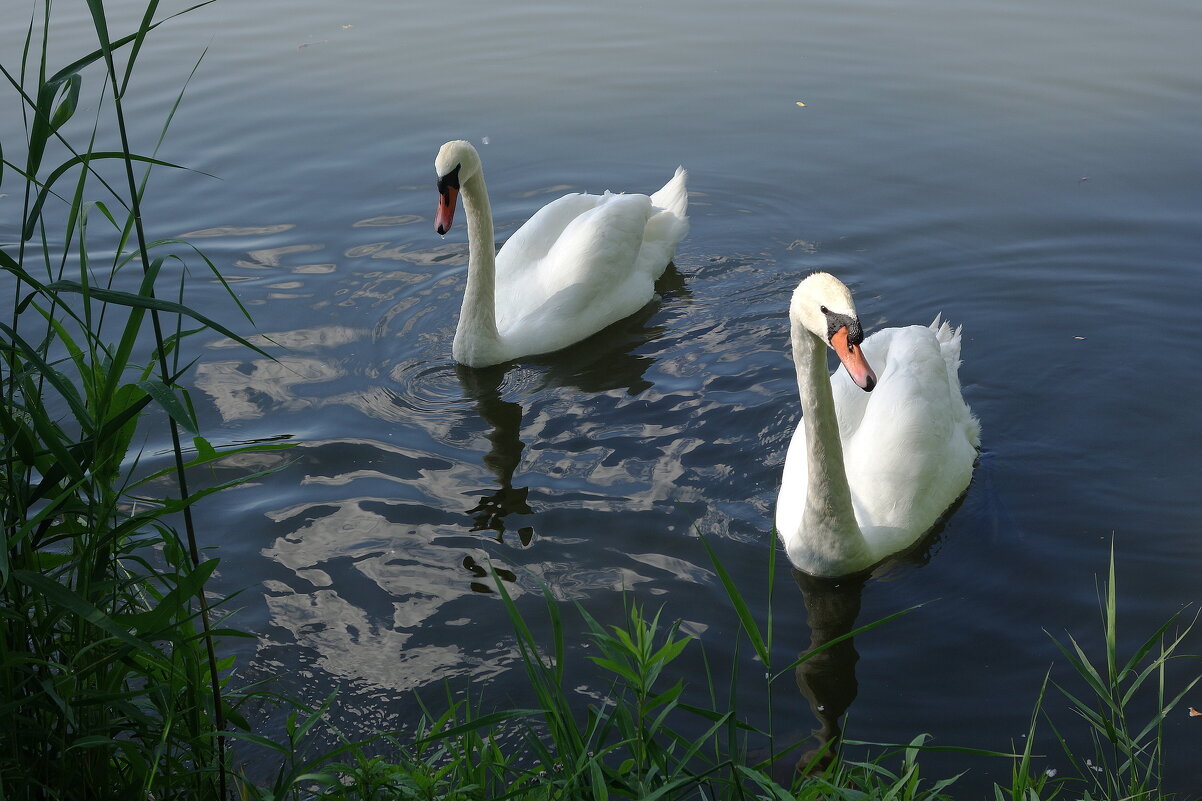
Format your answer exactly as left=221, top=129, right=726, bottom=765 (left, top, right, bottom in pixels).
left=434, top=140, right=689, bottom=367
left=776, top=273, right=980, bottom=577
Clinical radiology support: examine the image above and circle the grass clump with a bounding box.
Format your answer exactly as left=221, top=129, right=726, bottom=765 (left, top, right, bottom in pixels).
left=1032, top=546, right=1200, bottom=801
left=288, top=573, right=964, bottom=801
left=281, top=547, right=1197, bottom=801
left=1, top=2, right=283, bottom=798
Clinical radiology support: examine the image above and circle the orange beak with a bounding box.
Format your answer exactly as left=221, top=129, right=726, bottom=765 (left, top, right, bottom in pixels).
left=435, top=185, right=458, bottom=235
left=831, top=326, right=876, bottom=391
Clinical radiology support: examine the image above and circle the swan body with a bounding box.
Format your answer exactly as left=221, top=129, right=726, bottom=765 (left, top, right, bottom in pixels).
left=776, top=273, right=980, bottom=577
left=434, top=140, right=689, bottom=367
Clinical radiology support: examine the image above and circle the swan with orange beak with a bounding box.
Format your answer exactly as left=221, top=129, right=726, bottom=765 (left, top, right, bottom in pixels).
left=432, top=140, right=688, bottom=367
left=776, top=272, right=980, bottom=577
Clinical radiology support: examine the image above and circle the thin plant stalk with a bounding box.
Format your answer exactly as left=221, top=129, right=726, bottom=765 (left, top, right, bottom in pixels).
left=81, top=5, right=228, bottom=796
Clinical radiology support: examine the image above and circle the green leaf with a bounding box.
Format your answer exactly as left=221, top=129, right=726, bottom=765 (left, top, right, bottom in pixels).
left=119, top=558, right=218, bottom=637
left=194, top=435, right=219, bottom=461
left=650, top=633, right=692, bottom=667
left=588, top=760, right=610, bottom=801
left=589, top=656, right=641, bottom=685
left=700, top=531, right=768, bottom=664
left=11, top=570, right=163, bottom=660
left=64, top=735, right=123, bottom=752
left=48, top=73, right=82, bottom=132
left=136, top=378, right=199, bottom=434
left=23, top=152, right=185, bottom=241
left=44, top=279, right=270, bottom=358
left=0, top=321, right=93, bottom=431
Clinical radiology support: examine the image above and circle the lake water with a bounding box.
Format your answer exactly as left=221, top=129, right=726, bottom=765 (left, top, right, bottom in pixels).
left=4, top=0, right=1201, bottom=792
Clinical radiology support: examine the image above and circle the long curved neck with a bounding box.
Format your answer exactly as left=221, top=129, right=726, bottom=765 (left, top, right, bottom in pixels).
left=452, top=170, right=502, bottom=366
left=791, top=322, right=868, bottom=561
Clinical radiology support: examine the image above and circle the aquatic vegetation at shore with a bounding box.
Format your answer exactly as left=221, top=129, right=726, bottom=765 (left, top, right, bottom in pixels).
left=2, top=2, right=283, bottom=797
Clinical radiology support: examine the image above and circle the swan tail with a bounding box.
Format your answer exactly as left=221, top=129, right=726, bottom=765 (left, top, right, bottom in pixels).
left=637, top=167, right=689, bottom=275
left=650, top=166, right=689, bottom=219
left=929, top=314, right=962, bottom=361
left=928, top=313, right=958, bottom=342
left=929, top=314, right=982, bottom=448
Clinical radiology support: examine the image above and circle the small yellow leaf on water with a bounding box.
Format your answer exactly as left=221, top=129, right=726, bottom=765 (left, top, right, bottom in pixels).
left=795, top=101, right=807, bottom=107
left=1189, top=707, right=1201, bottom=717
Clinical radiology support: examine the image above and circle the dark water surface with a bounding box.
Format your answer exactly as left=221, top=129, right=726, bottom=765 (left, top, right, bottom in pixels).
left=4, top=0, right=1200, bottom=791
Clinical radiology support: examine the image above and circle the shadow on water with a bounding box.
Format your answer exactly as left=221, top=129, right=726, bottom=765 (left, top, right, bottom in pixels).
left=452, top=260, right=689, bottom=503
left=790, top=568, right=867, bottom=774
left=455, top=363, right=534, bottom=548
left=782, top=495, right=966, bottom=778
left=449, top=266, right=689, bottom=586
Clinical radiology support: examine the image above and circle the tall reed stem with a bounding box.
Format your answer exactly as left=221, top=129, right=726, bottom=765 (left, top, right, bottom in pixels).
left=83, top=2, right=227, bottom=796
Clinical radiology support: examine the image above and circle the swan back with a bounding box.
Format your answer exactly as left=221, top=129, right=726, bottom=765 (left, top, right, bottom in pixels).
left=491, top=170, right=688, bottom=357
left=838, top=323, right=979, bottom=541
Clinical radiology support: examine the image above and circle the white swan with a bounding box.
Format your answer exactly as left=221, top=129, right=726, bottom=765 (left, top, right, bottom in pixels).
left=434, top=140, right=689, bottom=367
left=776, top=273, right=981, bottom=578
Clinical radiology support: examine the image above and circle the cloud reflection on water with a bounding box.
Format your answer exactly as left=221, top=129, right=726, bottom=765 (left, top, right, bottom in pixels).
left=187, top=245, right=775, bottom=707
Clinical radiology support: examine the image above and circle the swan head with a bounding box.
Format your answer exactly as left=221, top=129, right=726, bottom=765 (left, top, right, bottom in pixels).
left=791, top=273, right=877, bottom=392
left=434, top=140, right=482, bottom=235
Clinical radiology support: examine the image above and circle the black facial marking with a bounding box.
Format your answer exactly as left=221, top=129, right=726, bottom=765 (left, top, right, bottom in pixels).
left=437, top=163, right=461, bottom=203
left=821, top=308, right=864, bottom=346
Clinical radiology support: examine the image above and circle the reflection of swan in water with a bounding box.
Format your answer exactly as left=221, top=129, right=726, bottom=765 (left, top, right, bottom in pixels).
left=456, top=364, right=534, bottom=546
left=450, top=263, right=692, bottom=546
left=787, top=518, right=948, bottom=776
left=791, top=569, right=867, bottom=774
left=447, top=264, right=692, bottom=589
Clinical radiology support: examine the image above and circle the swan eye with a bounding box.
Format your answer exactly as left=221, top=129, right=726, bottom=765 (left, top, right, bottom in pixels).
left=437, top=164, right=462, bottom=196
left=820, top=305, right=829, bottom=314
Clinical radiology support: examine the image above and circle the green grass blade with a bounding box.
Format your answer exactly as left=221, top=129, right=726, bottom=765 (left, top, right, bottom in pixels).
left=44, top=280, right=269, bottom=357
left=699, top=531, right=768, bottom=664
left=22, top=152, right=188, bottom=240
left=135, top=378, right=199, bottom=435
